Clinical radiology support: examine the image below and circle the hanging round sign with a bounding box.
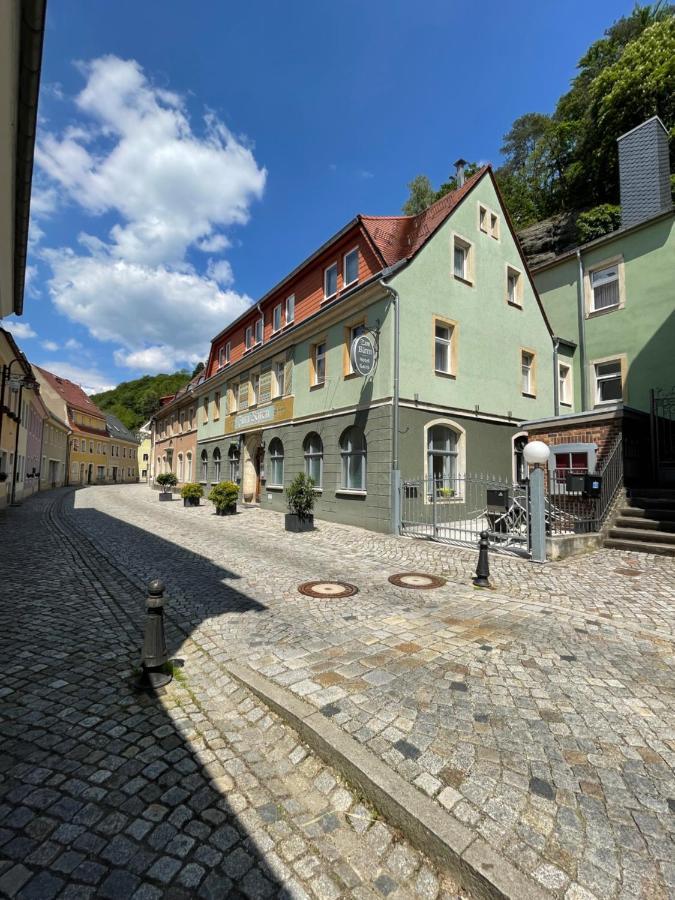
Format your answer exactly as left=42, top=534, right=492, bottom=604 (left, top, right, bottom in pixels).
left=350, top=333, right=377, bottom=377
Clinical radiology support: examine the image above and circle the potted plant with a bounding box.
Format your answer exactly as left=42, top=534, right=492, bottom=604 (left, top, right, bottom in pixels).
left=285, top=473, right=316, bottom=532
left=180, top=482, right=204, bottom=507
left=208, top=480, right=239, bottom=516
left=438, top=486, right=455, bottom=499
left=156, top=472, right=177, bottom=500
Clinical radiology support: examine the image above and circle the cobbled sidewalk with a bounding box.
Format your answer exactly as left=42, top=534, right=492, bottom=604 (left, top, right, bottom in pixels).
left=0, top=489, right=465, bottom=900
left=59, top=484, right=675, bottom=900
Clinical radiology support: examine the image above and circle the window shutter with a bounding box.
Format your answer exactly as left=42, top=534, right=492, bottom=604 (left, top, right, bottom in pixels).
left=238, top=381, right=249, bottom=410
left=284, top=352, right=293, bottom=396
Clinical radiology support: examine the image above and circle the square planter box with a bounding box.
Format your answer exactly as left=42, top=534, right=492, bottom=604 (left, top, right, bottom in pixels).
left=285, top=513, right=314, bottom=533
left=159, top=492, right=173, bottom=501
left=215, top=506, right=237, bottom=516
left=183, top=497, right=201, bottom=507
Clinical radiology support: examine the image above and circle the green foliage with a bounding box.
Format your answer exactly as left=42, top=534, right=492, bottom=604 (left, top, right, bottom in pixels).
left=285, top=473, right=316, bottom=517
left=401, top=163, right=481, bottom=215
left=576, top=204, right=622, bottom=243
left=192, top=361, right=205, bottom=378
left=156, top=472, right=178, bottom=488
left=180, top=482, right=204, bottom=500
left=208, top=480, right=239, bottom=510
left=92, top=370, right=192, bottom=431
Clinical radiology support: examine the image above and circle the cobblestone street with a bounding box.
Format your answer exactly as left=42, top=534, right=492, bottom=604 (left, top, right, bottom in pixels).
left=0, top=489, right=464, bottom=900
left=2, top=484, right=675, bottom=899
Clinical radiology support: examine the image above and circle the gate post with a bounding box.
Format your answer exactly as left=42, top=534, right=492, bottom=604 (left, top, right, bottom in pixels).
left=529, top=466, right=547, bottom=563
left=432, top=478, right=438, bottom=538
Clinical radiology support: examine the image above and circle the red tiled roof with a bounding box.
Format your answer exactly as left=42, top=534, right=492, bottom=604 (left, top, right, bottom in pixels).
left=34, top=366, right=106, bottom=419
left=360, top=166, right=489, bottom=267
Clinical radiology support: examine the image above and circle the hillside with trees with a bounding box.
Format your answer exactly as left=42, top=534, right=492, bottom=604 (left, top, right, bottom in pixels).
left=403, top=4, right=674, bottom=259
left=92, top=368, right=199, bottom=431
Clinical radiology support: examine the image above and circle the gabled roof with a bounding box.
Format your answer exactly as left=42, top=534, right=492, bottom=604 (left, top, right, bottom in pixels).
left=34, top=366, right=106, bottom=419
left=360, top=166, right=488, bottom=266
left=106, top=413, right=140, bottom=445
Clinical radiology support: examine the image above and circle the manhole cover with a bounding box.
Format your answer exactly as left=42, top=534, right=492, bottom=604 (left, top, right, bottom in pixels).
left=298, top=581, right=358, bottom=598
left=388, top=572, right=446, bottom=589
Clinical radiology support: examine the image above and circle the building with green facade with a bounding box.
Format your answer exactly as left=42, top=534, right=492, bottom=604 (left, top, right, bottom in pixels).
left=194, top=164, right=556, bottom=533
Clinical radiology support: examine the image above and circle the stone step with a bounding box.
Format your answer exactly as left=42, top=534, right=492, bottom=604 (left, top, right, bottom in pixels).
left=608, top=526, right=675, bottom=545
left=604, top=537, right=675, bottom=556
left=615, top=516, right=675, bottom=533
left=625, top=496, right=675, bottom=512
left=627, top=486, right=675, bottom=500
left=619, top=506, right=675, bottom=522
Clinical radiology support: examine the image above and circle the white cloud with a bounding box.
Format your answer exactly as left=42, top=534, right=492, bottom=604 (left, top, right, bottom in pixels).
left=2, top=319, right=37, bottom=340
left=65, top=338, right=82, bottom=350
left=35, top=55, right=266, bottom=372
left=44, top=250, right=249, bottom=371
left=37, top=359, right=116, bottom=394
left=41, top=340, right=60, bottom=351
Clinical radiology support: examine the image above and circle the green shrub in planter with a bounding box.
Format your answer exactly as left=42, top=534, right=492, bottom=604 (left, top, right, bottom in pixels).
left=180, top=482, right=204, bottom=507
left=156, top=471, right=177, bottom=500
left=285, top=473, right=315, bottom=532
left=208, top=480, right=239, bottom=515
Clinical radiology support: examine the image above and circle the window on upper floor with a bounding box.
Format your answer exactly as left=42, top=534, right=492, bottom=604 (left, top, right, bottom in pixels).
left=521, top=351, right=536, bottom=396
left=311, top=341, right=327, bottom=387
left=218, top=345, right=226, bottom=368
left=594, top=359, right=623, bottom=404
left=245, top=325, right=253, bottom=349
left=559, top=363, right=572, bottom=407
left=273, top=359, right=285, bottom=398
left=345, top=323, right=366, bottom=376
left=202, top=396, right=209, bottom=422
left=506, top=266, right=523, bottom=307
left=273, top=304, right=282, bottom=333
left=490, top=212, right=500, bottom=240
left=590, top=264, right=620, bottom=312
left=213, top=391, right=220, bottom=420
left=479, top=205, right=488, bottom=233
left=324, top=263, right=338, bottom=299
left=251, top=372, right=260, bottom=405
left=344, top=249, right=359, bottom=287
left=285, top=294, right=295, bottom=325
left=452, top=235, right=473, bottom=283
left=434, top=319, right=456, bottom=376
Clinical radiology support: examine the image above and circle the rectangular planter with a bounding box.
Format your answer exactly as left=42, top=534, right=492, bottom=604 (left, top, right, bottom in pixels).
left=215, top=506, right=237, bottom=516
left=285, top=513, right=314, bottom=533
left=159, top=492, right=173, bottom=501
left=183, top=498, right=200, bottom=507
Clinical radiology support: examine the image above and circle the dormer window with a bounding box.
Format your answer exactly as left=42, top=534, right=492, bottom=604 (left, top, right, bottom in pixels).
left=255, top=317, right=264, bottom=345
left=273, top=304, right=282, bottom=333
left=344, top=249, right=359, bottom=287
left=324, top=263, right=338, bottom=299
left=285, top=294, right=295, bottom=325
left=245, top=326, right=253, bottom=350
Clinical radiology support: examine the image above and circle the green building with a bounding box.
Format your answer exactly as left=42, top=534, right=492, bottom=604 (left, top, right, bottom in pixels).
left=195, top=164, right=555, bottom=533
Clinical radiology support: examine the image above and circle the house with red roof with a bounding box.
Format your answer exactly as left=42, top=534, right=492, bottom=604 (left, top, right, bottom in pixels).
left=193, top=164, right=555, bottom=533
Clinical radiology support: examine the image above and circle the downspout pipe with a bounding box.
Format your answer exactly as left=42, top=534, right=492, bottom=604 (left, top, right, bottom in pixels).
left=576, top=250, right=588, bottom=410
left=552, top=337, right=560, bottom=416
left=379, top=260, right=406, bottom=534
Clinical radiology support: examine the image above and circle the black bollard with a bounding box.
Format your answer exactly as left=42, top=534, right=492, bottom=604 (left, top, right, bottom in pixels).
left=138, top=579, right=172, bottom=689
left=473, top=531, right=491, bottom=588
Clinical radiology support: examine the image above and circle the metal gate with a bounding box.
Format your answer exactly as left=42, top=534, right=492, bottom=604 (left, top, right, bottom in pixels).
left=651, top=387, right=675, bottom=485
left=400, top=474, right=530, bottom=556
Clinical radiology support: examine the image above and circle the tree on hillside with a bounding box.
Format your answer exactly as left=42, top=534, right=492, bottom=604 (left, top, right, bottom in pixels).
left=192, top=361, right=205, bottom=377
left=401, top=163, right=480, bottom=216
left=92, top=370, right=192, bottom=431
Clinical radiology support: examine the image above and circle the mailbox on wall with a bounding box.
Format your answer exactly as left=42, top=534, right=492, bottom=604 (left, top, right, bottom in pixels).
left=565, top=473, right=586, bottom=493
left=583, top=474, right=602, bottom=497
left=486, top=489, right=509, bottom=512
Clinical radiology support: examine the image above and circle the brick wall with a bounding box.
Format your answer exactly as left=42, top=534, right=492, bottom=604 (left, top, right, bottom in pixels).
left=526, top=419, right=621, bottom=470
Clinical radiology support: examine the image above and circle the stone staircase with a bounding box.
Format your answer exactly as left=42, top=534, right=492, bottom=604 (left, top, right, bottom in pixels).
left=605, top=487, right=675, bottom=556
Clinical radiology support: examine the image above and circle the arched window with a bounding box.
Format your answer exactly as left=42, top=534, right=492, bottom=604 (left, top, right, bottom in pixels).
left=303, top=432, right=323, bottom=487
left=200, top=449, right=208, bottom=482
left=213, top=447, right=221, bottom=482
left=268, top=438, right=284, bottom=487
left=228, top=444, right=240, bottom=481
left=340, top=426, right=366, bottom=491
left=177, top=453, right=184, bottom=482
left=427, top=424, right=460, bottom=494
left=156, top=456, right=162, bottom=476
left=186, top=452, right=193, bottom=481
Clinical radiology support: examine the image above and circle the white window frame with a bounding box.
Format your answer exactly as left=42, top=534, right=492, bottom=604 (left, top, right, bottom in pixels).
left=343, top=248, right=359, bottom=288
left=489, top=212, right=500, bottom=240
left=272, top=304, right=282, bottom=333
left=245, top=325, right=253, bottom=350
left=478, top=204, right=488, bottom=233
left=521, top=350, right=535, bottom=396
left=452, top=233, right=474, bottom=284
left=303, top=432, right=323, bottom=489
left=422, top=418, right=466, bottom=502
left=339, top=426, right=367, bottom=493
left=255, top=317, right=264, bottom=345
left=559, top=362, right=573, bottom=407
left=593, top=357, right=624, bottom=405
left=313, top=341, right=326, bottom=386
left=324, top=263, right=338, bottom=300
left=434, top=321, right=453, bottom=375
left=268, top=438, right=284, bottom=488
left=285, top=294, right=295, bottom=325
left=273, top=359, right=285, bottom=398
left=506, top=265, right=523, bottom=307
left=590, top=264, right=620, bottom=313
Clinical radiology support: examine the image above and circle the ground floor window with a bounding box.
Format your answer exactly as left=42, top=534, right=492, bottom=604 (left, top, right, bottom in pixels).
left=178, top=453, right=184, bottom=481
left=427, top=425, right=459, bottom=497
left=340, top=426, right=366, bottom=491
left=228, top=445, right=240, bottom=481
left=213, top=447, right=221, bottom=482
left=200, top=450, right=208, bottom=482
left=304, top=432, right=323, bottom=487
left=186, top=452, right=193, bottom=481
left=268, top=438, right=284, bottom=487
left=97, top=466, right=105, bottom=480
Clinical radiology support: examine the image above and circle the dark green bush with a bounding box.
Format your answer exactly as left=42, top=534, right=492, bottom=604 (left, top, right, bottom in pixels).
left=286, top=473, right=316, bottom=517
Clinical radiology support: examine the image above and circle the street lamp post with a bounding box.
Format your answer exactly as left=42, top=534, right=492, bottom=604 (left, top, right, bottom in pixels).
left=523, top=440, right=551, bottom=563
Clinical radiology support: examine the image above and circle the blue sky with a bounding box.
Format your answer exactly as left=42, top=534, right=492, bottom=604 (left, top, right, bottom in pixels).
left=6, top=0, right=635, bottom=393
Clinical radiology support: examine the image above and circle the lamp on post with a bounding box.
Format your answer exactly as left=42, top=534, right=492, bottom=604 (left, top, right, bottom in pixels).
left=523, top=440, right=551, bottom=563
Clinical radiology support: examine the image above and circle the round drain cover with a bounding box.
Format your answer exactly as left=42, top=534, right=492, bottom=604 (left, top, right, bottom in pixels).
left=298, top=581, right=358, bottom=599
left=388, top=572, right=446, bottom=589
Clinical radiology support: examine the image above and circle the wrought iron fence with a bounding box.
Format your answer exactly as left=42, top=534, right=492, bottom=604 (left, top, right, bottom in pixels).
left=400, top=474, right=530, bottom=556
left=544, top=435, right=623, bottom=536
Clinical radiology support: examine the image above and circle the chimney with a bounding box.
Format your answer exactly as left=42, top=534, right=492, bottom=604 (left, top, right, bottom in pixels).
left=453, top=158, right=467, bottom=188
left=617, top=116, right=672, bottom=229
